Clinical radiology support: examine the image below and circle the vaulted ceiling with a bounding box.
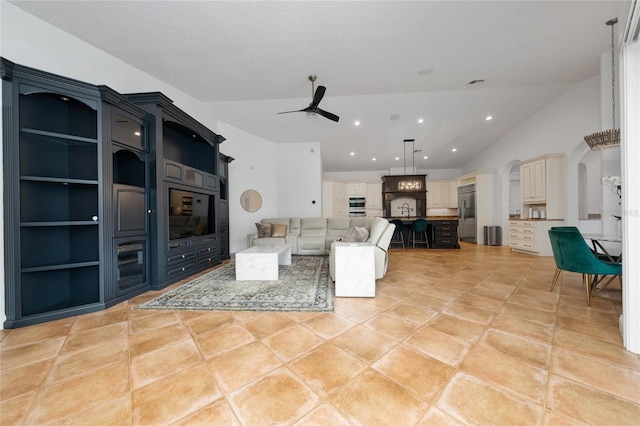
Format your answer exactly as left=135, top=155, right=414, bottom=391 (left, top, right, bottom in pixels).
left=11, top=0, right=627, bottom=172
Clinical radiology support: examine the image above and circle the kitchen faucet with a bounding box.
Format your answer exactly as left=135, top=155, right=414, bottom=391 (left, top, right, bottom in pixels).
left=400, top=203, right=411, bottom=218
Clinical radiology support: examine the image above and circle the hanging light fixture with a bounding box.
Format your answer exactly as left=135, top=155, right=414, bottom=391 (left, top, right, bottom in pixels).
left=584, top=18, right=621, bottom=150
left=399, top=139, right=423, bottom=190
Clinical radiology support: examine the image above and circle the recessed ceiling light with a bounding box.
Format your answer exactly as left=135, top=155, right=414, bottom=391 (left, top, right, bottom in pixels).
left=350, top=152, right=355, bottom=156
left=451, top=148, right=457, bottom=152
left=485, top=115, right=493, bottom=121
left=134, top=131, right=141, bottom=136
left=354, top=120, right=360, bottom=126
left=390, top=114, right=400, bottom=121
left=372, top=158, right=377, bottom=161
left=423, top=156, right=428, bottom=159
left=418, top=118, right=424, bottom=124
left=395, top=157, right=400, bottom=161
left=417, top=68, right=434, bottom=76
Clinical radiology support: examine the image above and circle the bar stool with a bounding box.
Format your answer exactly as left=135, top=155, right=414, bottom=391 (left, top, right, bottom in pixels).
left=409, top=218, right=429, bottom=248
left=390, top=219, right=405, bottom=248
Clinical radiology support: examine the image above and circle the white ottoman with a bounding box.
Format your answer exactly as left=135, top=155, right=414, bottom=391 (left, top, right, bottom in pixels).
left=235, top=244, right=291, bottom=280
left=333, top=242, right=376, bottom=297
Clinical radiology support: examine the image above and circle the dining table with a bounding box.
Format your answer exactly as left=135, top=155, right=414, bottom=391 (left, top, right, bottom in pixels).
left=582, top=233, right=622, bottom=263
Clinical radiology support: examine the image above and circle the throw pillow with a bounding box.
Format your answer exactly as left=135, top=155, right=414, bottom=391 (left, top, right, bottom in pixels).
left=271, top=224, right=287, bottom=238
left=342, top=226, right=370, bottom=242
left=255, top=222, right=272, bottom=238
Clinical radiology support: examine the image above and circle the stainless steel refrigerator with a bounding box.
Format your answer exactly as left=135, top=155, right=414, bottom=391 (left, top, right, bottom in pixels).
left=458, top=184, right=476, bottom=243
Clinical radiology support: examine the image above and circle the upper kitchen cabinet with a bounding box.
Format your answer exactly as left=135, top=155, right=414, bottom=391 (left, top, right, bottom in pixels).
left=426, top=180, right=458, bottom=208
left=520, top=154, right=565, bottom=220
left=366, top=182, right=383, bottom=217
left=346, top=182, right=367, bottom=197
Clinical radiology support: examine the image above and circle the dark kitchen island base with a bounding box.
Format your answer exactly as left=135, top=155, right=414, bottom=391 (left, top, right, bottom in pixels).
left=387, top=217, right=460, bottom=249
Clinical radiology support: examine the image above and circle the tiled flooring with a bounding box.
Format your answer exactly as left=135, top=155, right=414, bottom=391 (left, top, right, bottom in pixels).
left=1, top=243, right=639, bottom=425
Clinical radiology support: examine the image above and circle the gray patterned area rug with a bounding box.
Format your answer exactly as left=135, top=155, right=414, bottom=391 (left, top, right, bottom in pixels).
left=137, top=255, right=334, bottom=312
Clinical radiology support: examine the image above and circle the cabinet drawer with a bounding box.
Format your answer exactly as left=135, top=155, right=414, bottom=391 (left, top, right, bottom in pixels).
left=167, top=261, right=196, bottom=278
left=197, top=256, right=218, bottom=267
left=436, top=238, right=457, bottom=245
left=437, top=221, right=457, bottom=226
left=509, top=221, right=535, bottom=228
left=167, top=250, right=195, bottom=266
left=436, top=231, right=456, bottom=238
left=511, top=240, right=536, bottom=251
left=436, top=225, right=456, bottom=232
left=197, top=245, right=217, bottom=256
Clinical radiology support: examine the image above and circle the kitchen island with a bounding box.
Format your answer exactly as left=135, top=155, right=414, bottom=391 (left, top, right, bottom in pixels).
left=386, top=217, right=460, bottom=249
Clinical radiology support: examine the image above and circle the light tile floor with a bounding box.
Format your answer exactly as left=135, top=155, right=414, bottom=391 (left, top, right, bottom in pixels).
left=1, top=244, right=639, bottom=425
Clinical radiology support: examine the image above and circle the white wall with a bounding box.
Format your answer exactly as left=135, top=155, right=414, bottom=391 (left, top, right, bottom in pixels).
left=0, top=0, right=4, bottom=327
left=215, top=125, right=323, bottom=252
left=215, top=123, right=279, bottom=254
left=324, top=168, right=462, bottom=182
left=462, top=76, right=602, bottom=236
left=0, top=3, right=215, bottom=130
left=324, top=170, right=387, bottom=182
left=579, top=149, right=603, bottom=217
left=276, top=142, right=322, bottom=218
left=620, top=37, right=639, bottom=353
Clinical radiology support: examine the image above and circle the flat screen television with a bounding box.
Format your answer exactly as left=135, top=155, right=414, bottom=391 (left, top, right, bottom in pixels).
left=168, top=188, right=215, bottom=240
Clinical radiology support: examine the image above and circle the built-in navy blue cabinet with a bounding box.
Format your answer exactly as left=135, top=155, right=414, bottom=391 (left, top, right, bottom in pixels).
left=125, top=92, right=226, bottom=288
left=218, top=153, right=233, bottom=260
left=2, top=59, right=229, bottom=327
left=2, top=58, right=105, bottom=327
left=99, top=86, right=153, bottom=305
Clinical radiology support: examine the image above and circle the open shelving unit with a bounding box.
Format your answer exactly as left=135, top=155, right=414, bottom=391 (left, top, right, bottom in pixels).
left=2, top=59, right=105, bottom=327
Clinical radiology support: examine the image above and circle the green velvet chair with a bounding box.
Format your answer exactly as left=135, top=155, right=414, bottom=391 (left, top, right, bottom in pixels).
left=390, top=219, right=405, bottom=248
left=548, top=227, right=622, bottom=306
left=409, top=218, right=429, bottom=248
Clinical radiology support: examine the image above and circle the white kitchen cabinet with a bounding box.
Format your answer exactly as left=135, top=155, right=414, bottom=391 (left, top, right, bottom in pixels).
left=322, top=180, right=347, bottom=217
left=333, top=181, right=347, bottom=217
left=365, top=182, right=383, bottom=217
left=508, top=220, right=563, bottom=256
left=346, top=182, right=367, bottom=197
left=427, top=180, right=458, bottom=208
left=520, top=154, right=565, bottom=220
left=366, top=182, right=383, bottom=209
left=449, top=181, right=459, bottom=208
left=521, top=159, right=546, bottom=202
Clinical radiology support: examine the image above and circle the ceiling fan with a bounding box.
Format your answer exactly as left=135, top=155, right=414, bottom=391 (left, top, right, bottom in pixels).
left=277, top=75, right=340, bottom=122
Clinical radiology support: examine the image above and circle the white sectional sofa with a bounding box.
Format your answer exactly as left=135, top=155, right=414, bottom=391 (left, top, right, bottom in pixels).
left=247, top=217, right=395, bottom=279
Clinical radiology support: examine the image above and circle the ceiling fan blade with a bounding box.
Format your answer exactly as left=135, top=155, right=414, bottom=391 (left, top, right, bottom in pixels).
left=277, top=107, right=310, bottom=115
left=316, top=108, right=340, bottom=122
left=310, top=85, right=326, bottom=107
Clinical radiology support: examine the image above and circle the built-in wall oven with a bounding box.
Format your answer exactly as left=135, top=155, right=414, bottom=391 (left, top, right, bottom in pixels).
left=348, top=197, right=366, bottom=217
